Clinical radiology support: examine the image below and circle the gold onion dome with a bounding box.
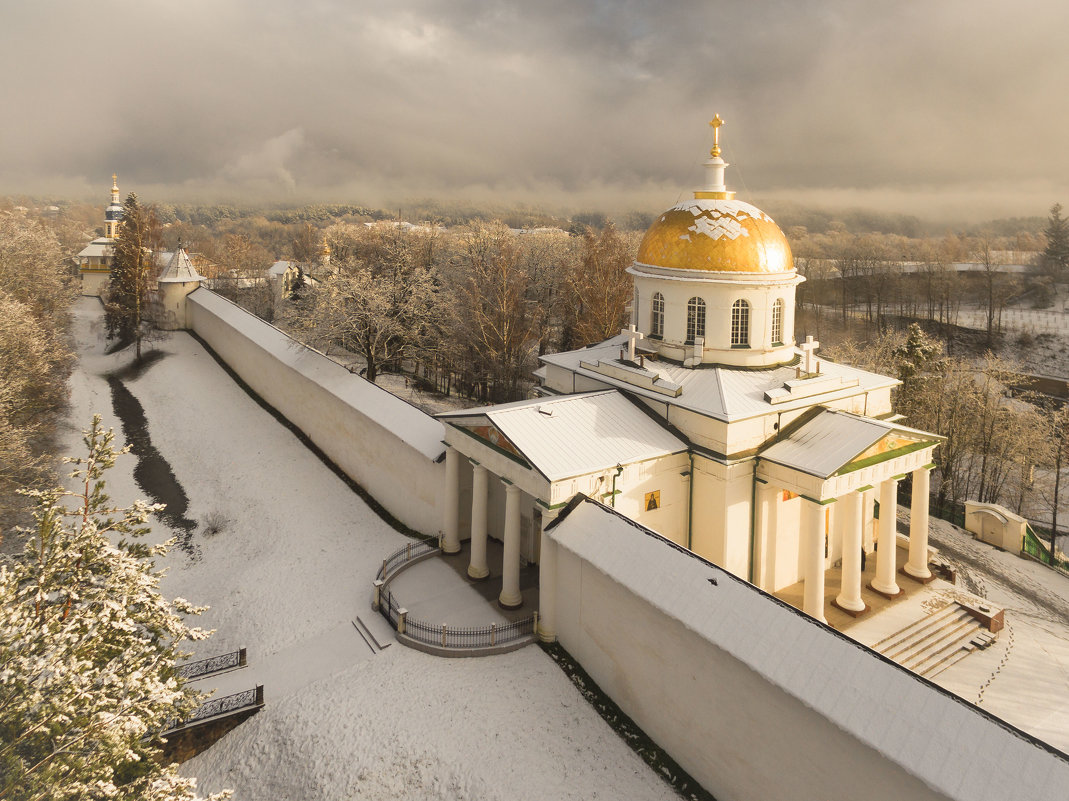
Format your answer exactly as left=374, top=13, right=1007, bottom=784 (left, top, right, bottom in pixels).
left=636, top=115, right=793, bottom=274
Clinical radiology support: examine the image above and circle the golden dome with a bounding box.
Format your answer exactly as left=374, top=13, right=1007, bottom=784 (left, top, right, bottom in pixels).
left=636, top=198, right=793, bottom=274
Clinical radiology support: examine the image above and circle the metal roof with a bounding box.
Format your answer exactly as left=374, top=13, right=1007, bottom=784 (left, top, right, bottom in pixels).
left=539, top=334, right=898, bottom=422
left=438, top=390, right=688, bottom=481
left=758, top=409, right=940, bottom=478
left=158, top=248, right=203, bottom=283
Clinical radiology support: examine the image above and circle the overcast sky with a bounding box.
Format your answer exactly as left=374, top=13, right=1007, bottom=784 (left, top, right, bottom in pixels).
left=2, top=1, right=1065, bottom=221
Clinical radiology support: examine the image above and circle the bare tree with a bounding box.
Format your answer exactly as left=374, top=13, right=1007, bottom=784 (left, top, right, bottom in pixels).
left=565, top=223, right=635, bottom=347
left=443, top=222, right=534, bottom=402
left=295, top=225, right=437, bottom=383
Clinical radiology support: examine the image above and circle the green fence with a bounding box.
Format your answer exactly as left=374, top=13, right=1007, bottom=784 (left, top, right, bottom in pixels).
left=1022, top=524, right=1069, bottom=573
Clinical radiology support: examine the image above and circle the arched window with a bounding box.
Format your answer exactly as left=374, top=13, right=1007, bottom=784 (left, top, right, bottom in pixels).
left=686, top=297, right=706, bottom=343
left=731, top=299, right=750, bottom=346
left=771, top=298, right=784, bottom=345
left=651, top=292, right=664, bottom=338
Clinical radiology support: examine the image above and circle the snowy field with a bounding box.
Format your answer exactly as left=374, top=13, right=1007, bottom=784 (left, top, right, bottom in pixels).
left=61, top=298, right=677, bottom=801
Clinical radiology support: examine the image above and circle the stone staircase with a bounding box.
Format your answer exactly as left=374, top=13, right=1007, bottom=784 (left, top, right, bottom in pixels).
left=873, top=603, right=997, bottom=679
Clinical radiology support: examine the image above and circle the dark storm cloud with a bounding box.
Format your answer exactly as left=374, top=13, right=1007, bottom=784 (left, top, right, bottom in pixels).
left=2, top=0, right=1066, bottom=219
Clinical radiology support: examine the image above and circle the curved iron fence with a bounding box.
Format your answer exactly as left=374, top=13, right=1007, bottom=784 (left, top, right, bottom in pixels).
left=377, top=560, right=536, bottom=651
left=376, top=538, right=440, bottom=582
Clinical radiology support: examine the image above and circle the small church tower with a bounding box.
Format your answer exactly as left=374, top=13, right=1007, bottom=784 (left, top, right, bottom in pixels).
left=156, top=245, right=203, bottom=330
left=104, top=174, right=123, bottom=239
left=77, top=174, right=125, bottom=296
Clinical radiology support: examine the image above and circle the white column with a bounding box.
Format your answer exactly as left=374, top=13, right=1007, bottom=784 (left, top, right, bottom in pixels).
left=871, top=477, right=901, bottom=596
left=803, top=498, right=828, bottom=624
left=905, top=466, right=932, bottom=579
left=861, top=487, right=876, bottom=553
left=754, top=482, right=779, bottom=590
left=538, top=510, right=559, bottom=642
left=499, top=482, right=523, bottom=608
left=468, top=463, right=489, bottom=579
left=442, top=447, right=461, bottom=554
left=835, top=491, right=866, bottom=613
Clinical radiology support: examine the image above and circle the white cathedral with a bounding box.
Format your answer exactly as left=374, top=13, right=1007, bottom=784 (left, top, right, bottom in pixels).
left=435, top=117, right=943, bottom=638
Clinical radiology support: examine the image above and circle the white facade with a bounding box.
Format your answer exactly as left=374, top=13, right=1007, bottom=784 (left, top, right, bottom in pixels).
left=629, top=263, right=803, bottom=367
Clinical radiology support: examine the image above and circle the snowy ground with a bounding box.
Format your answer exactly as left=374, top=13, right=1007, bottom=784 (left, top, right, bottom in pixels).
left=896, top=509, right=1069, bottom=753
left=61, top=298, right=677, bottom=801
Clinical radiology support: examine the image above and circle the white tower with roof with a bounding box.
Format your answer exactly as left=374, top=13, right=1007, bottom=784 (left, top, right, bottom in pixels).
left=156, top=245, right=203, bottom=330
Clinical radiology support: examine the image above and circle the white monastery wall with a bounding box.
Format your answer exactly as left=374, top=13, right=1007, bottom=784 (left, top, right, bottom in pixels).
left=80, top=270, right=109, bottom=297
left=550, top=500, right=1069, bottom=801
left=187, top=288, right=445, bottom=535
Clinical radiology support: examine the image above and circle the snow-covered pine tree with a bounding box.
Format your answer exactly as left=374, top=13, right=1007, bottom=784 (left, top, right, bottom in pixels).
left=0, top=416, right=229, bottom=801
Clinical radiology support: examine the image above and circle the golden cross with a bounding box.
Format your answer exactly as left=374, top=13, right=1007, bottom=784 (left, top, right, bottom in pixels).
left=709, top=114, right=725, bottom=157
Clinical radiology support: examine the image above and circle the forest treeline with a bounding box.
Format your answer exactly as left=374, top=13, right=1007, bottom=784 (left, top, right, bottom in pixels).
left=0, top=212, right=76, bottom=529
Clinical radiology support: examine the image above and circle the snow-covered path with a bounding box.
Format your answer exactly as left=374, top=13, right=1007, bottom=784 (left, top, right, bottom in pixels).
left=62, top=298, right=678, bottom=801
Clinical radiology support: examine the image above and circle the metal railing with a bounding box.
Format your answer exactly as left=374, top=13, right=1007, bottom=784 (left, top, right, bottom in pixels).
left=163, top=685, right=264, bottom=733
left=403, top=616, right=536, bottom=649
left=178, top=648, right=247, bottom=680
left=376, top=557, right=537, bottom=652
left=375, top=538, right=441, bottom=583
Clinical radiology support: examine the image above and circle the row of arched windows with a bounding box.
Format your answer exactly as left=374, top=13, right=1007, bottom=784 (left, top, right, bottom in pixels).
left=649, top=293, right=784, bottom=348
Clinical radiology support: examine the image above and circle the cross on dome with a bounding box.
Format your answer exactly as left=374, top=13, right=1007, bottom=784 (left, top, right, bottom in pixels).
left=709, top=114, right=725, bottom=158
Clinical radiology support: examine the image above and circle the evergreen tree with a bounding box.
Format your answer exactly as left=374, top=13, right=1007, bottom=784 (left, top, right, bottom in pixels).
left=0, top=416, right=227, bottom=801
left=1041, top=202, right=1069, bottom=277
left=893, top=322, right=939, bottom=385
left=105, top=194, right=160, bottom=360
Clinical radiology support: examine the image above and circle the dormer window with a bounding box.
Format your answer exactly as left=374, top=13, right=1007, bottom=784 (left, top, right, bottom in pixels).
left=651, top=292, right=664, bottom=338
left=686, top=297, right=706, bottom=344
left=731, top=299, right=750, bottom=347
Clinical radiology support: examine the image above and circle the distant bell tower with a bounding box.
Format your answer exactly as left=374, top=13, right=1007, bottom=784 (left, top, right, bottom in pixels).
left=104, top=174, right=123, bottom=239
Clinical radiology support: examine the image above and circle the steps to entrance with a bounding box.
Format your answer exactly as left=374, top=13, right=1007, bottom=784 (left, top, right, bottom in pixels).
left=354, top=614, right=394, bottom=653
left=873, top=603, right=990, bottom=679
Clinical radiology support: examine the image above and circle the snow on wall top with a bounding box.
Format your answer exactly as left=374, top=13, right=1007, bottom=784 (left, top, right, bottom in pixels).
left=187, top=288, right=445, bottom=461
left=549, top=497, right=1069, bottom=801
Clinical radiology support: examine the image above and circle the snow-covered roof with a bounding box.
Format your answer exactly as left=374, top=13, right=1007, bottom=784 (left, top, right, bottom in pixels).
left=437, top=390, right=688, bottom=482
left=77, top=239, right=112, bottom=259
left=548, top=497, right=1069, bottom=801
left=268, top=260, right=294, bottom=277
left=539, top=334, right=898, bottom=423
left=158, top=248, right=203, bottom=283
left=758, top=409, right=942, bottom=479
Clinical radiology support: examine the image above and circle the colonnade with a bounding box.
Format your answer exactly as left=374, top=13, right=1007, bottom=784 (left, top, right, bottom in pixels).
left=760, top=465, right=933, bottom=624
left=441, top=448, right=525, bottom=609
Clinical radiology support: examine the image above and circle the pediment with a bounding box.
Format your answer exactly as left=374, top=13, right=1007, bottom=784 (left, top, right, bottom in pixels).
left=834, top=430, right=933, bottom=476
left=456, top=420, right=529, bottom=465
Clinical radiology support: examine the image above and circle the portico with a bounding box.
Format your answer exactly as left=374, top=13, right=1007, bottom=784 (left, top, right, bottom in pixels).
left=437, top=389, right=691, bottom=627
left=756, top=409, right=942, bottom=623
